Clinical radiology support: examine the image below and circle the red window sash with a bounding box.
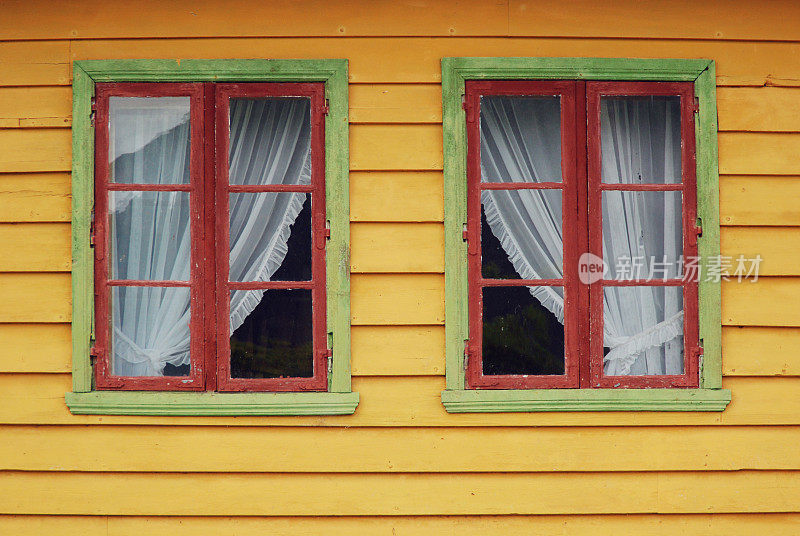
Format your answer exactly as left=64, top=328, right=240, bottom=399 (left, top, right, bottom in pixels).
left=93, top=82, right=328, bottom=392
left=466, top=79, right=700, bottom=390
left=214, top=82, right=328, bottom=392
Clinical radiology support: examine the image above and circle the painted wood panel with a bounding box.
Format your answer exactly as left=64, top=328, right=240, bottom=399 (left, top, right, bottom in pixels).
left=1, top=374, right=798, bottom=427
left=723, top=327, right=800, bottom=376
left=351, top=325, right=444, bottom=376
left=720, top=227, right=800, bottom=276
left=0, top=470, right=798, bottom=515
left=350, top=84, right=441, bottom=123
left=0, top=173, right=71, bottom=223
left=351, top=274, right=444, bottom=325
left=0, top=273, right=70, bottom=322
left=68, top=38, right=800, bottom=87
left=350, top=223, right=444, bottom=273
left=3, top=514, right=800, bottom=536
left=0, top=129, right=71, bottom=173
left=722, top=278, right=800, bottom=326
left=0, top=41, right=70, bottom=86
left=2, top=425, right=799, bottom=473
left=719, top=133, right=800, bottom=175
left=0, top=223, right=70, bottom=271
left=350, top=171, right=443, bottom=222
left=351, top=124, right=443, bottom=170
left=718, top=87, right=800, bottom=132
left=0, top=324, right=71, bottom=373
left=720, top=176, right=800, bottom=226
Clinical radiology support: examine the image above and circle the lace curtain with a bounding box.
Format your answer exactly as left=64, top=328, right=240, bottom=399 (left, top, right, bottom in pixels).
left=110, top=97, right=311, bottom=376
left=480, top=95, right=684, bottom=376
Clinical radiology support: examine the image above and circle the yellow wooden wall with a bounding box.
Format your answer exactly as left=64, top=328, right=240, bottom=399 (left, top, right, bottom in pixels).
left=1, top=1, right=800, bottom=533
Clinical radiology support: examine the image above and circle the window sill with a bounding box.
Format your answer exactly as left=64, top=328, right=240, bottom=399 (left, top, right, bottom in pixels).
left=65, top=390, right=359, bottom=416
left=441, top=388, right=731, bottom=413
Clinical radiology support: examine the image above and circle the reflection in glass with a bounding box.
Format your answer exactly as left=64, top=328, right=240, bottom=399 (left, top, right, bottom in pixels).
left=481, top=189, right=563, bottom=279
left=482, top=286, right=565, bottom=376
left=601, top=96, right=682, bottom=184
left=602, top=191, right=683, bottom=280
left=229, top=192, right=311, bottom=282
left=230, top=289, right=313, bottom=378
left=480, top=96, right=562, bottom=183
left=111, top=286, right=191, bottom=377
left=110, top=191, right=190, bottom=281
left=603, top=286, right=684, bottom=376
left=109, top=96, right=191, bottom=184
left=229, top=97, right=311, bottom=186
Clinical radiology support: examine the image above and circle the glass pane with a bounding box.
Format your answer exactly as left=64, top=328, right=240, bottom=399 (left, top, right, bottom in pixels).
left=229, top=97, right=312, bottom=186
left=229, top=192, right=311, bottom=282
left=601, top=96, right=681, bottom=184
left=603, top=286, right=684, bottom=376
left=482, top=285, right=565, bottom=375
left=481, top=189, right=563, bottom=279
left=111, top=286, right=191, bottom=377
left=602, top=191, right=683, bottom=280
left=480, top=96, right=562, bottom=183
left=110, top=191, right=190, bottom=281
left=109, top=97, right=191, bottom=184
left=230, top=289, right=313, bottom=379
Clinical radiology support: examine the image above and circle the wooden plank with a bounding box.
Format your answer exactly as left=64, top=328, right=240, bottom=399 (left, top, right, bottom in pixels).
left=718, top=87, right=800, bottom=132
left=350, top=171, right=443, bottom=222
left=70, top=38, right=800, bottom=87
left=508, top=0, right=800, bottom=42
left=352, top=325, right=444, bottom=376
left=351, top=274, right=444, bottom=325
left=719, top=133, right=800, bottom=175
left=721, top=176, right=800, bottom=226
left=351, top=223, right=444, bottom=273
left=720, top=227, right=800, bottom=276
left=3, top=374, right=800, bottom=426
left=0, top=223, right=70, bottom=271
left=0, top=41, right=70, bottom=87
left=723, top=277, right=800, bottom=327
left=0, top=324, right=71, bottom=373
left=0, top=470, right=798, bottom=515
left=351, top=124, right=442, bottom=170
left=0, top=128, right=71, bottom=173
left=0, top=514, right=797, bottom=536
left=0, top=173, right=71, bottom=223
left=3, top=424, right=800, bottom=473
left=723, top=327, right=800, bottom=376
left=0, top=0, right=510, bottom=40
left=350, top=84, right=441, bottom=123
left=0, top=86, right=71, bottom=128
left=0, top=273, right=71, bottom=322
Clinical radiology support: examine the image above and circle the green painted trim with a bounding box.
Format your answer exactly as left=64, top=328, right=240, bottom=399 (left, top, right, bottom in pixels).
left=442, top=388, right=731, bottom=412
left=71, top=63, right=95, bottom=393
left=66, top=391, right=359, bottom=416
left=69, top=59, right=353, bottom=412
left=441, top=57, right=726, bottom=412
left=694, top=62, right=723, bottom=390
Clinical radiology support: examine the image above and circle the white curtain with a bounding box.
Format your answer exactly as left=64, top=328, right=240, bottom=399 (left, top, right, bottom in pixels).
left=110, top=97, right=311, bottom=376
left=479, top=95, right=684, bottom=376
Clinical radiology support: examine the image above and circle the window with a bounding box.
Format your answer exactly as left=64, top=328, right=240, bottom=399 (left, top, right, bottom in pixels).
left=67, top=60, right=357, bottom=415
left=442, top=58, right=730, bottom=412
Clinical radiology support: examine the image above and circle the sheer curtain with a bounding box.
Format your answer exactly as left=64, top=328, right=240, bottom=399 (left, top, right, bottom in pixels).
left=110, top=97, right=311, bottom=376
left=479, top=95, right=684, bottom=376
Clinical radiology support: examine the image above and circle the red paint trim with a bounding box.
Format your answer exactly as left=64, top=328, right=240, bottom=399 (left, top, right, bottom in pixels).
left=465, top=80, right=579, bottom=389
left=94, top=82, right=205, bottom=391
left=106, top=183, right=192, bottom=191
left=106, top=280, right=191, bottom=287
left=214, top=82, right=328, bottom=392
left=202, top=82, right=218, bottom=392
left=586, top=80, right=699, bottom=389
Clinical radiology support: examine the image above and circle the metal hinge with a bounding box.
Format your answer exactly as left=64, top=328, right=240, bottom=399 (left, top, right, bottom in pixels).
left=691, top=96, right=700, bottom=114
left=463, top=342, right=471, bottom=370
left=689, top=218, right=702, bottom=247
left=322, top=99, right=330, bottom=116
left=89, top=346, right=100, bottom=363
left=462, top=96, right=476, bottom=123
left=90, top=97, right=97, bottom=126
left=89, top=208, right=96, bottom=247
left=690, top=345, right=703, bottom=361
left=323, top=348, right=333, bottom=374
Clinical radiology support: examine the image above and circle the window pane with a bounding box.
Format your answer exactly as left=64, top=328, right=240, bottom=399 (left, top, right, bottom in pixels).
left=480, top=96, right=562, bottom=183
left=601, top=96, right=681, bottom=184
left=111, top=286, right=191, bottom=377
left=230, top=289, right=313, bottom=379
left=481, top=189, right=563, bottom=279
left=229, top=97, right=312, bottom=186
left=482, top=286, right=565, bottom=375
left=229, top=192, right=311, bottom=282
left=110, top=191, right=190, bottom=281
left=603, top=286, right=684, bottom=376
left=109, top=97, right=190, bottom=184
left=602, top=191, right=683, bottom=280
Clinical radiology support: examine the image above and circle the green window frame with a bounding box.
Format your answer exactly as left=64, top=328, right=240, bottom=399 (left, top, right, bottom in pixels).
left=441, top=57, right=731, bottom=412
left=66, top=59, right=358, bottom=416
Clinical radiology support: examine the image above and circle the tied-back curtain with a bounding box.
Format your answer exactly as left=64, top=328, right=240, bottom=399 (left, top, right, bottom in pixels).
left=111, top=98, right=311, bottom=376
left=479, top=96, right=684, bottom=376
